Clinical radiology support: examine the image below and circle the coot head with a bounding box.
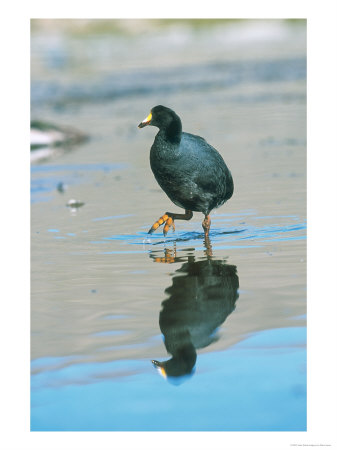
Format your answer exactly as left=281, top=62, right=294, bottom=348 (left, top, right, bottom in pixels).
left=138, top=105, right=181, bottom=131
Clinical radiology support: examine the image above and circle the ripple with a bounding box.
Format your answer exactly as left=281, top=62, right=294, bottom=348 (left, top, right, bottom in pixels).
left=45, top=213, right=306, bottom=255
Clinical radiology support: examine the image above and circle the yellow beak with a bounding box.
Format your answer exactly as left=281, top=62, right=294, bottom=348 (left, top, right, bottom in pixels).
left=138, top=112, right=152, bottom=128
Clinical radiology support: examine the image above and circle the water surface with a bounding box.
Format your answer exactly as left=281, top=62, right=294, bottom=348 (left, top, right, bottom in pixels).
left=31, top=19, right=306, bottom=432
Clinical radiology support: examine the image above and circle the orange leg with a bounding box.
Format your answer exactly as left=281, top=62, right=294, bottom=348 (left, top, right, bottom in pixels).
left=203, top=234, right=213, bottom=258
left=148, top=210, right=193, bottom=236
left=202, top=214, right=211, bottom=237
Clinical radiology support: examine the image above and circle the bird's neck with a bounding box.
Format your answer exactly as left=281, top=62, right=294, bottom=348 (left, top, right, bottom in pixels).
left=161, top=117, right=182, bottom=144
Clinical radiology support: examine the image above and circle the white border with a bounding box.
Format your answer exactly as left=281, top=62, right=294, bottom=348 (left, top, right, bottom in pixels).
left=1, top=1, right=337, bottom=449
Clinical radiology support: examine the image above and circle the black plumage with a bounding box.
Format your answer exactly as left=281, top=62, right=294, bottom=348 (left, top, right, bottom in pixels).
left=152, top=257, right=239, bottom=381
left=138, top=105, right=233, bottom=236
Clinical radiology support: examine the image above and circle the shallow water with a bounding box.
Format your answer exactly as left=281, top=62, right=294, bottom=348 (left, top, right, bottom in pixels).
left=31, top=20, right=306, bottom=431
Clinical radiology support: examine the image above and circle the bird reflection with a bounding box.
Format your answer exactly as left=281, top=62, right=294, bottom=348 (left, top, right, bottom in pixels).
left=150, top=237, right=239, bottom=384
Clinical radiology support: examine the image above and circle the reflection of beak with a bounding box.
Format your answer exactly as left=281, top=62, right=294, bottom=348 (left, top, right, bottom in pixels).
left=152, top=360, right=167, bottom=379
left=138, top=112, right=152, bottom=128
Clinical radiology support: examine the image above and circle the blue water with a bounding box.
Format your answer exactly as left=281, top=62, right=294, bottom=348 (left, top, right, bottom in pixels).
left=47, top=220, right=306, bottom=253
left=31, top=57, right=306, bottom=109
left=31, top=20, right=307, bottom=433
left=30, top=162, right=127, bottom=203
left=31, top=327, right=306, bottom=431
left=31, top=161, right=306, bottom=432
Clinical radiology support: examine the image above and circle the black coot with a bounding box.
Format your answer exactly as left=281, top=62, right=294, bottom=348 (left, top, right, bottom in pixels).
left=138, top=105, right=234, bottom=236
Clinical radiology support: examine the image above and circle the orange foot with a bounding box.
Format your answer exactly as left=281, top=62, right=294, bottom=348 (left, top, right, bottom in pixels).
left=148, top=213, right=176, bottom=236
left=152, top=248, right=177, bottom=263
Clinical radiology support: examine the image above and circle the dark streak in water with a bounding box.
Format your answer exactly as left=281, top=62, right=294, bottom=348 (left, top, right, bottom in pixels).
left=31, top=57, right=306, bottom=108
